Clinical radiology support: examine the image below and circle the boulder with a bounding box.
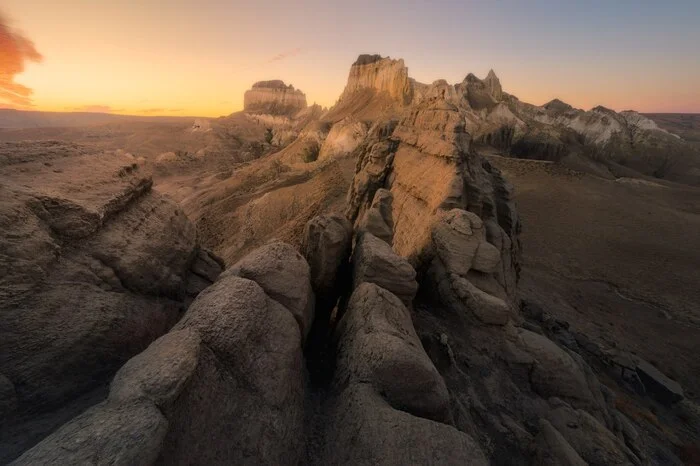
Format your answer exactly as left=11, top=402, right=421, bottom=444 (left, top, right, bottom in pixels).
left=635, top=358, right=684, bottom=405
left=515, top=329, right=596, bottom=405
left=164, top=275, right=305, bottom=465
left=227, top=240, right=314, bottom=339
left=352, top=232, right=418, bottom=306
left=317, top=384, right=488, bottom=466
left=109, top=329, right=201, bottom=407
left=432, top=209, right=501, bottom=276
left=316, top=279, right=486, bottom=465
left=335, top=283, right=449, bottom=421
left=358, top=188, right=394, bottom=245
left=12, top=399, right=168, bottom=466
left=14, top=259, right=308, bottom=465
left=301, top=214, right=353, bottom=318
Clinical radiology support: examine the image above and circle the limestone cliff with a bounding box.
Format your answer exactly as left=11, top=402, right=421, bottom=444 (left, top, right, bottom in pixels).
left=243, top=80, right=307, bottom=115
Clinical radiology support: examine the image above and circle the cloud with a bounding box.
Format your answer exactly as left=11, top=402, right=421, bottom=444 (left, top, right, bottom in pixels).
left=267, top=48, right=303, bottom=63
left=69, top=105, right=123, bottom=113
left=0, top=12, right=43, bottom=107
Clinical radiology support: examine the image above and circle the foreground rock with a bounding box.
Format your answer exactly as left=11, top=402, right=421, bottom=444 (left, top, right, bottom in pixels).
left=13, top=242, right=312, bottom=465
left=0, top=142, right=220, bottom=462
left=301, top=214, right=353, bottom=323
left=312, top=240, right=487, bottom=465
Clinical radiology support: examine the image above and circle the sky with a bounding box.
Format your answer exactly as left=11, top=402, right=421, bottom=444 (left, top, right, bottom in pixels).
left=1, top=0, right=699, bottom=117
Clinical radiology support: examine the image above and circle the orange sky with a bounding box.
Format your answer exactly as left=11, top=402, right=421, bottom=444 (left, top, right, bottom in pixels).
left=2, top=1, right=699, bottom=117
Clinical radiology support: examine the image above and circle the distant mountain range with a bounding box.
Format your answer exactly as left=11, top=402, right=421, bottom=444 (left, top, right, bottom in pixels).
left=0, top=108, right=199, bottom=129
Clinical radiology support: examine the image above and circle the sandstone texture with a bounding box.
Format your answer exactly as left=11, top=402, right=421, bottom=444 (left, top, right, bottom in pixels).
left=0, top=142, right=221, bottom=462
left=13, top=244, right=310, bottom=466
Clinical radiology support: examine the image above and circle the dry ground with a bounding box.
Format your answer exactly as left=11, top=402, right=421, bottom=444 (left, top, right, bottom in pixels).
left=489, top=155, right=700, bottom=399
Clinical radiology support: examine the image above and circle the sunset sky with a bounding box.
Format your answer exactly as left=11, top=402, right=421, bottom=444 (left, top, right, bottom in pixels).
left=2, top=0, right=699, bottom=117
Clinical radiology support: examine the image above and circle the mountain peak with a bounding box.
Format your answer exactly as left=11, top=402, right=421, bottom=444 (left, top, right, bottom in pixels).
left=543, top=98, right=573, bottom=112
left=352, top=54, right=385, bottom=66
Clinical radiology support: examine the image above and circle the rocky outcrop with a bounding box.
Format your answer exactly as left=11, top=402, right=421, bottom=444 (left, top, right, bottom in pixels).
left=301, top=214, right=352, bottom=324
left=331, top=54, right=700, bottom=185
left=315, top=283, right=488, bottom=466
left=352, top=232, right=418, bottom=306
left=0, top=142, right=220, bottom=462
left=318, top=116, right=368, bottom=160
left=226, top=240, right=315, bottom=338
left=243, top=80, right=307, bottom=115
left=338, top=55, right=413, bottom=105
left=357, top=188, right=394, bottom=244
left=14, top=243, right=311, bottom=466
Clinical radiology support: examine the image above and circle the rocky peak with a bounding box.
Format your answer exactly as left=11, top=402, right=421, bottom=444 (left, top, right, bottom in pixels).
left=483, top=69, right=503, bottom=101
left=244, top=80, right=307, bottom=115
left=543, top=98, right=573, bottom=112
left=352, top=54, right=384, bottom=66
left=339, top=54, right=413, bottom=105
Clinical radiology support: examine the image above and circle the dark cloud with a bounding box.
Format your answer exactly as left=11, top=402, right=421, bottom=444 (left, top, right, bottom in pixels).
left=0, top=12, right=43, bottom=107
left=268, top=48, right=303, bottom=63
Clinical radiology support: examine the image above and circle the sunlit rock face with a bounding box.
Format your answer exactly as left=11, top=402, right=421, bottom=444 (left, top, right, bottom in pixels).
left=243, top=80, right=307, bottom=115
left=339, top=55, right=413, bottom=105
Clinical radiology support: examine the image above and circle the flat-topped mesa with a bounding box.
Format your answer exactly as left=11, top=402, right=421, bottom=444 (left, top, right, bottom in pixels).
left=339, top=54, right=413, bottom=105
left=243, top=80, right=307, bottom=115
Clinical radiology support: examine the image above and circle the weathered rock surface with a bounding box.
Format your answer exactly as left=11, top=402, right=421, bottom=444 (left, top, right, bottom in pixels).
left=301, top=214, right=352, bottom=321
left=11, top=399, right=168, bottom=466
left=226, top=240, right=315, bottom=338
left=0, top=142, right=219, bottom=462
left=535, top=419, right=587, bottom=466
left=352, top=232, right=418, bottom=306
left=339, top=55, right=413, bottom=105
left=546, top=401, right=642, bottom=465
left=14, top=244, right=311, bottom=466
left=243, top=80, right=307, bottom=115
left=313, top=279, right=486, bottom=465
left=335, top=283, right=449, bottom=420
left=357, top=188, right=394, bottom=244
left=318, top=116, right=368, bottom=160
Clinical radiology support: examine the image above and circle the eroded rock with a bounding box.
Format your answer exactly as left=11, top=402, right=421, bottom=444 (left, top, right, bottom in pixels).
left=352, top=232, right=418, bottom=306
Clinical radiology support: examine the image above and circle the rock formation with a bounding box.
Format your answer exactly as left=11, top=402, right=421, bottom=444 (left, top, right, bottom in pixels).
left=0, top=141, right=222, bottom=462
left=243, top=80, right=307, bottom=115
left=338, top=55, right=413, bottom=106
left=13, top=242, right=308, bottom=465
left=3, top=54, right=698, bottom=466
